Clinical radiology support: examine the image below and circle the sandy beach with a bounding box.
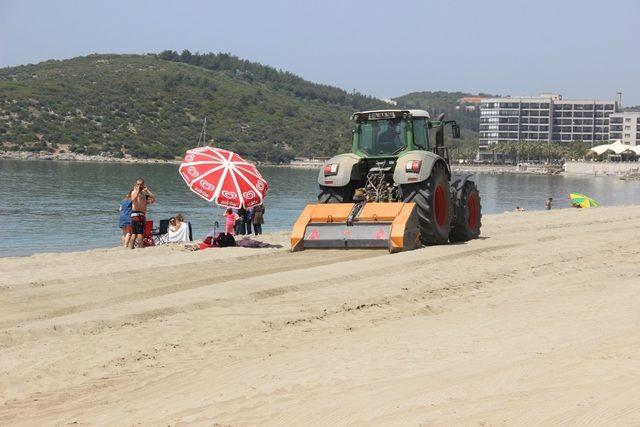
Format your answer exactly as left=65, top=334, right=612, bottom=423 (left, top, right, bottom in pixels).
left=1, top=206, right=640, bottom=425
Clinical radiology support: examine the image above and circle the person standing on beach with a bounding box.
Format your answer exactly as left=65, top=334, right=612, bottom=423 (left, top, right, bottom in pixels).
left=546, top=197, right=553, bottom=210
left=225, top=208, right=239, bottom=235
left=129, top=178, right=155, bottom=249
left=118, top=191, right=133, bottom=247
left=235, top=206, right=246, bottom=235
left=252, top=204, right=265, bottom=235
left=244, top=207, right=253, bottom=235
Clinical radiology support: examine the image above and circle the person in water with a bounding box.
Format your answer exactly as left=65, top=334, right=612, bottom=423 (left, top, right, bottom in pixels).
left=129, top=178, right=155, bottom=249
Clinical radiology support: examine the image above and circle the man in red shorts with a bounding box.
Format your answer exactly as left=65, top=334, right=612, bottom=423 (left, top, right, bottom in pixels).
left=129, top=178, right=155, bottom=249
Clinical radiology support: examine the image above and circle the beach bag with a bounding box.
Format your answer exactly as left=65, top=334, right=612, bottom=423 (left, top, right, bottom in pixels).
left=142, top=237, right=155, bottom=247
left=215, top=233, right=236, bottom=247
left=224, top=234, right=236, bottom=247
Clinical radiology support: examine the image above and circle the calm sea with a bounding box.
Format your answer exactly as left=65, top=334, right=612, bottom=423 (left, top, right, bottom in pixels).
left=1, top=159, right=639, bottom=257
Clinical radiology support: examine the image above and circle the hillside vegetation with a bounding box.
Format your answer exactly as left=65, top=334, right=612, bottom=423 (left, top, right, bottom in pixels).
left=0, top=52, right=486, bottom=162
left=0, top=52, right=385, bottom=161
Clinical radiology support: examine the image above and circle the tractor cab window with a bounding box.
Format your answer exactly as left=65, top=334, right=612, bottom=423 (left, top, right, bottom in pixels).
left=358, top=119, right=407, bottom=156
left=412, top=119, right=428, bottom=150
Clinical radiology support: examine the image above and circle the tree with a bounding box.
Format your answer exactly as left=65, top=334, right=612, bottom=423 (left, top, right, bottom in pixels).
left=179, top=49, right=193, bottom=63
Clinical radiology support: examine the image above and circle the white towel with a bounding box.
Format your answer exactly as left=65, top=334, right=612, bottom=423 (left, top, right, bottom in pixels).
left=167, top=222, right=190, bottom=243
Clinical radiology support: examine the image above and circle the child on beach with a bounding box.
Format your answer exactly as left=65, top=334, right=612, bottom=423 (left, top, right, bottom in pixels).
left=225, top=208, right=239, bottom=235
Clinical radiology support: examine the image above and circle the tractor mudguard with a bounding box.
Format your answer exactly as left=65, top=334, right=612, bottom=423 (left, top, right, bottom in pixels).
left=318, top=153, right=362, bottom=187
left=450, top=173, right=474, bottom=194
left=393, top=150, right=451, bottom=185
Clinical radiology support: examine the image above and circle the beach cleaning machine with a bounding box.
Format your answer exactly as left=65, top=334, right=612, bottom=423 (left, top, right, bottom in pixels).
left=291, top=109, right=483, bottom=253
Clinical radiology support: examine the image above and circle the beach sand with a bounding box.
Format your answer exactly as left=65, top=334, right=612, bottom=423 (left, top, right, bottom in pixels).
left=1, top=206, right=640, bottom=425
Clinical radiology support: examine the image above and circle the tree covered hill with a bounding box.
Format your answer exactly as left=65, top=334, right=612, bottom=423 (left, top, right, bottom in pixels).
left=0, top=52, right=387, bottom=161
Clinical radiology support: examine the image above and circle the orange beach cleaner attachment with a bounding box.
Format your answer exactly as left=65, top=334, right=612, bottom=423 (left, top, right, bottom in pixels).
left=291, top=202, right=420, bottom=253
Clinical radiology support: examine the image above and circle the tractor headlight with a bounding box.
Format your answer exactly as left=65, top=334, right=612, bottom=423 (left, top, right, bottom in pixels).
left=405, top=160, right=422, bottom=173
left=324, top=163, right=339, bottom=176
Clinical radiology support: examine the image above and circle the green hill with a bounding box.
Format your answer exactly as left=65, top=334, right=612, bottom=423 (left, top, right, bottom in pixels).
left=0, top=52, right=386, bottom=162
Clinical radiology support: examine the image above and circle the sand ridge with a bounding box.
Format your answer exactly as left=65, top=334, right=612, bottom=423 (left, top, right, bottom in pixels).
left=1, top=206, right=640, bottom=425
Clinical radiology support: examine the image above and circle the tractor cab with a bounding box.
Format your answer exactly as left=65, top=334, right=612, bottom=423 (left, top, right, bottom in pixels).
left=351, top=110, right=430, bottom=158
left=351, top=109, right=460, bottom=162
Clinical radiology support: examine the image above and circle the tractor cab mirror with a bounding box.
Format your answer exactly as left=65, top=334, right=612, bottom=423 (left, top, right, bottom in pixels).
left=451, top=123, right=461, bottom=139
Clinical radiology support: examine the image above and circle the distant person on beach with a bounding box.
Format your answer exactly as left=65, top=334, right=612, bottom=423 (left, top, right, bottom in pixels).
left=118, top=191, right=133, bottom=247
left=129, top=178, right=155, bottom=249
left=546, top=197, right=553, bottom=210
left=235, top=207, right=247, bottom=235
left=244, top=207, right=253, bottom=235
left=225, top=208, right=239, bottom=236
left=515, top=206, right=525, bottom=212
left=252, top=204, right=265, bottom=235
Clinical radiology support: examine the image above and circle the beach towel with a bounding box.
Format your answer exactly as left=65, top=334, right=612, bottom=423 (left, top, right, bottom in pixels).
left=167, top=222, right=190, bottom=243
left=235, top=237, right=282, bottom=248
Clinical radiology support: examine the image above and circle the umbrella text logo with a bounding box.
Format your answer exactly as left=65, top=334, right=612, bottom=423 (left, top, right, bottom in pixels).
left=221, top=190, right=237, bottom=199
left=243, top=190, right=256, bottom=200
left=200, top=180, right=215, bottom=191
left=256, top=181, right=265, bottom=191
left=188, top=167, right=198, bottom=177
left=185, top=154, right=195, bottom=162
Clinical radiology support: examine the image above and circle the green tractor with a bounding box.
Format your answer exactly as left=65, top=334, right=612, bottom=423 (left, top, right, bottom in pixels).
left=291, top=109, right=481, bottom=252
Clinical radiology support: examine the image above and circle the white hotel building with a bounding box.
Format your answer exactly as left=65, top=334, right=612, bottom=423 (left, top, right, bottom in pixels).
left=609, top=112, right=640, bottom=146
left=478, top=94, right=618, bottom=160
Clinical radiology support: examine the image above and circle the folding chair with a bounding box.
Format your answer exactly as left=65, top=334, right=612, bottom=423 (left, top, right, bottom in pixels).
left=151, top=219, right=171, bottom=245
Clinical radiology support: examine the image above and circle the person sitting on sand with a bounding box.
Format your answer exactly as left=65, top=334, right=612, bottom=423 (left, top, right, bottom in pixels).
left=515, top=206, right=525, bottom=212
left=167, top=214, right=189, bottom=243
left=225, top=208, right=239, bottom=236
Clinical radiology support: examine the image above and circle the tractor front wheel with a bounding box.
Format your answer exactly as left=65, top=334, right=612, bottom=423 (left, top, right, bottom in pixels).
left=400, top=162, right=452, bottom=245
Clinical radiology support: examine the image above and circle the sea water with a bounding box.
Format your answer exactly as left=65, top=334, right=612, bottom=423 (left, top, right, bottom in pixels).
left=1, top=159, right=639, bottom=256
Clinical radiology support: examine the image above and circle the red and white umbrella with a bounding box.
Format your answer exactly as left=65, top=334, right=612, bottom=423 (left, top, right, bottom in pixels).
left=179, top=146, right=268, bottom=208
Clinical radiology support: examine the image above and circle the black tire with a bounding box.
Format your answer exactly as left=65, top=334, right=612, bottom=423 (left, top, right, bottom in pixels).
left=449, top=181, right=482, bottom=242
left=400, top=162, right=452, bottom=245
left=317, top=184, right=353, bottom=203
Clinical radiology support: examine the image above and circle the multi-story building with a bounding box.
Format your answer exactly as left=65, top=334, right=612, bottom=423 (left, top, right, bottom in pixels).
left=609, top=112, right=640, bottom=146
left=478, top=94, right=618, bottom=160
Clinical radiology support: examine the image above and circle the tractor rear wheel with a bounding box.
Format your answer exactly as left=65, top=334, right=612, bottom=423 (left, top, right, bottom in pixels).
left=449, top=181, right=482, bottom=242
left=400, top=162, right=452, bottom=245
left=317, top=184, right=353, bottom=203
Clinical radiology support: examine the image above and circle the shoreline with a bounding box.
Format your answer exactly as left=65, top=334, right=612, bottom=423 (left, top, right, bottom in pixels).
left=0, top=206, right=631, bottom=259
left=2, top=150, right=563, bottom=174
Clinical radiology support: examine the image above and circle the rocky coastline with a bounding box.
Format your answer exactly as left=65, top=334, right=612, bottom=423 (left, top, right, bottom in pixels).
left=0, top=150, right=179, bottom=164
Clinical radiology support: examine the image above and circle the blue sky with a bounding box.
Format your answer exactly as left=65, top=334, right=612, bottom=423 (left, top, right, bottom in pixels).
left=1, top=0, right=639, bottom=104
